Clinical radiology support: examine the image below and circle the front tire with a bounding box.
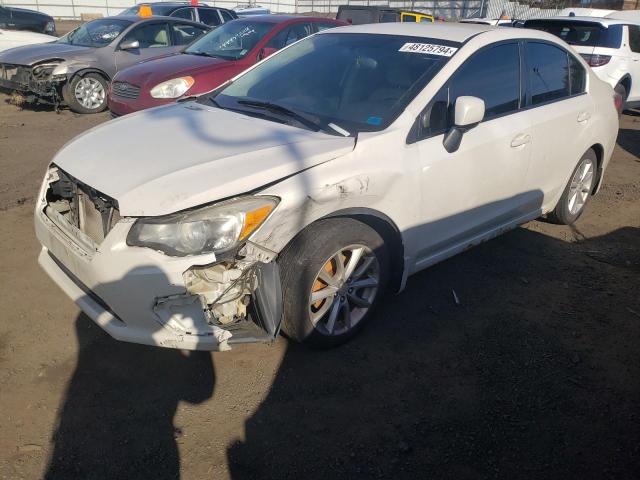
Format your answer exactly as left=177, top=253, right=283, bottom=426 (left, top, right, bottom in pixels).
left=547, top=149, right=597, bottom=225
left=278, top=218, right=390, bottom=347
left=64, top=73, right=108, bottom=114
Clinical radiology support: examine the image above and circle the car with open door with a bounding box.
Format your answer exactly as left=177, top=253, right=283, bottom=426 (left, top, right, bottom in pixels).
left=108, top=15, right=345, bottom=116
left=0, top=15, right=209, bottom=113
left=35, top=23, right=618, bottom=352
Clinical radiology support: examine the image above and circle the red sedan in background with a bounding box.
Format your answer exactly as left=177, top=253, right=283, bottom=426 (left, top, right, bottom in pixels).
left=108, top=15, right=345, bottom=116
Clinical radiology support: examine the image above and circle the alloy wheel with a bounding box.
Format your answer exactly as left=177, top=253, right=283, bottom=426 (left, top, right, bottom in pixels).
left=567, top=157, right=595, bottom=215
left=74, top=77, right=105, bottom=110
left=308, top=244, right=380, bottom=336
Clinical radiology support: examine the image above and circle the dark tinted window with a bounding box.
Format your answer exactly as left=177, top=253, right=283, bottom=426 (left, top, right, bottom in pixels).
left=220, top=10, right=235, bottom=22
left=380, top=12, right=399, bottom=22
left=172, top=23, right=208, bottom=45
left=171, top=7, right=195, bottom=21
left=569, top=54, right=586, bottom=95
left=449, top=42, right=520, bottom=120
left=198, top=8, right=221, bottom=26
left=415, top=87, right=449, bottom=140
left=629, top=25, right=640, bottom=53
left=525, top=20, right=622, bottom=48
left=336, top=9, right=374, bottom=25
left=403, top=14, right=417, bottom=22
left=526, top=42, right=570, bottom=105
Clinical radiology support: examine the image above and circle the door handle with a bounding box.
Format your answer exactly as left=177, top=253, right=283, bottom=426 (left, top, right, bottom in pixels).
left=510, top=133, right=531, bottom=148
left=577, top=111, right=591, bottom=123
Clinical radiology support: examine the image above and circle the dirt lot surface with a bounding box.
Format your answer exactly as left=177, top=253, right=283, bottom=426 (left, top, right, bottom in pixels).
left=0, top=95, right=639, bottom=480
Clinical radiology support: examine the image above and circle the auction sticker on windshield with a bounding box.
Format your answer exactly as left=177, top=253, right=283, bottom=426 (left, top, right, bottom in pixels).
left=399, top=43, right=458, bottom=56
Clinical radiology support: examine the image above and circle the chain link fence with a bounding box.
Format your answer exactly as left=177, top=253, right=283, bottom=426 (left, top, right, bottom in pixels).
left=0, top=0, right=633, bottom=20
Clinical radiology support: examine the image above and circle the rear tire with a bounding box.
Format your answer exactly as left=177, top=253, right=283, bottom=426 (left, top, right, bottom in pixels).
left=278, top=218, right=390, bottom=348
left=547, top=149, right=597, bottom=225
left=63, top=73, right=108, bottom=114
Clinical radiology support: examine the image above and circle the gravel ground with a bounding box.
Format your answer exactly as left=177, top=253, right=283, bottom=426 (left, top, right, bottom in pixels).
left=0, top=94, right=639, bottom=479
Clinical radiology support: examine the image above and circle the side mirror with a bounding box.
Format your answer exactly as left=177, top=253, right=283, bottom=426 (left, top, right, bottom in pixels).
left=443, top=96, right=485, bottom=153
left=120, top=40, right=140, bottom=50
left=258, top=47, right=278, bottom=60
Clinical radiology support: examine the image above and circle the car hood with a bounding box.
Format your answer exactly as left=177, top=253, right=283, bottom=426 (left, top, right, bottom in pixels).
left=117, top=53, right=231, bottom=86
left=52, top=102, right=356, bottom=217
left=0, top=42, right=89, bottom=65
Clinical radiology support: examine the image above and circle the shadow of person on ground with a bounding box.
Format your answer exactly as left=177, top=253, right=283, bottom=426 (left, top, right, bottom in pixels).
left=227, top=226, right=640, bottom=479
left=43, top=265, right=215, bottom=479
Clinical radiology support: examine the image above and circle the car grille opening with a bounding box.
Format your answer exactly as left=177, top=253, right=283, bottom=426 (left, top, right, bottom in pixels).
left=44, top=167, right=120, bottom=245
left=111, top=81, right=141, bottom=99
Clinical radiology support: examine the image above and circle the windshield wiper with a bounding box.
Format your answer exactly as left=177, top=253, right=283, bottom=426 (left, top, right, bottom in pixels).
left=236, top=99, right=350, bottom=136
left=186, top=51, right=219, bottom=58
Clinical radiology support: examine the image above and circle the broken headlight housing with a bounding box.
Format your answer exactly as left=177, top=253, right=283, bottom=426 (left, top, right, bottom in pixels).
left=126, top=197, right=278, bottom=256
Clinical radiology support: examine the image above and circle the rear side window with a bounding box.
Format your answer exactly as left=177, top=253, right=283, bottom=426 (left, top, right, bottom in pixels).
left=629, top=25, right=640, bottom=53
left=172, top=23, right=208, bottom=45
left=198, top=8, right=221, bottom=27
left=171, top=7, right=195, bottom=21
left=337, top=9, right=374, bottom=25
left=403, top=14, right=417, bottom=22
left=569, top=54, right=586, bottom=95
left=526, top=42, right=569, bottom=105
left=525, top=20, right=622, bottom=48
left=449, top=42, right=520, bottom=120
left=266, top=23, right=313, bottom=49
left=220, top=10, right=235, bottom=22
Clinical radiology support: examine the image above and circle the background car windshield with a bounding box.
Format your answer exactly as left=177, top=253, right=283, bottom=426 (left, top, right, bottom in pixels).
left=215, top=33, right=458, bottom=132
left=185, top=20, right=274, bottom=60
left=58, top=19, right=132, bottom=47
left=525, top=20, right=623, bottom=48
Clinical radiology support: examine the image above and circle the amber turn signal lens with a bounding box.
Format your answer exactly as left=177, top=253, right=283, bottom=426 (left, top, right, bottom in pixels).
left=239, top=204, right=274, bottom=240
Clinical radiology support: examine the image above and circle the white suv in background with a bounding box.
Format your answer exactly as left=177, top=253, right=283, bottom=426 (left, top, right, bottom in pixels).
left=526, top=16, right=640, bottom=109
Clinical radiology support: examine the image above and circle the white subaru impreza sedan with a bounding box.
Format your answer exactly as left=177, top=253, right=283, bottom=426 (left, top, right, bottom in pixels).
left=35, top=23, right=619, bottom=351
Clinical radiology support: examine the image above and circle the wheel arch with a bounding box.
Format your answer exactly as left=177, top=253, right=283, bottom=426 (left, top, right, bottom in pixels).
left=68, top=67, right=111, bottom=83
left=322, top=207, right=405, bottom=294
left=617, top=74, right=631, bottom=98
left=589, top=143, right=605, bottom=194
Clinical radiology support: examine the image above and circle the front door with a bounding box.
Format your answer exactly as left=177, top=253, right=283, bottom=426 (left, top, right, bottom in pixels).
left=409, top=42, right=534, bottom=267
left=114, top=22, right=180, bottom=72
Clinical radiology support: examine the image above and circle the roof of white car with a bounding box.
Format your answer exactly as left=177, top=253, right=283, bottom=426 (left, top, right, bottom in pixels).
left=322, top=22, right=494, bottom=43
left=542, top=15, right=640, bottom=26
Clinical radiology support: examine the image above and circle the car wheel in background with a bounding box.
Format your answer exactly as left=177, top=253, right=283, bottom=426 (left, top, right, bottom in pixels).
left=278, top=218, right=390, bottom=348
left=548, top=149, right=598, bottom=225
left=63, top=73, right=108, bottom=114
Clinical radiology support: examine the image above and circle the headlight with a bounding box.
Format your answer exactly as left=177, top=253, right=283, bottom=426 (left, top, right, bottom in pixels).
left=127, top=197, right=278, bottom=256
left=45, top=21, right=55, bottom=33
left=149, top=76, right=195, bottom=99
left=32, top=62, right=62, bottom=79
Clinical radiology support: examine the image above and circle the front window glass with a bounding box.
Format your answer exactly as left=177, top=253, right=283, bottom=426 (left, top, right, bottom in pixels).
left=449, top=43, right=520, bottom=120
left=185, top=20, right=273, bottom=60
left=58, top=19, right=131, bottom=47
left=525, top=20, right=623, bottom=48
left=171, top=8, right=195, bottom=21
left=569, top=54, right=586, bottom=95
left=208, top=33, right=459, bottom=132
left=198, top=8, right=222, bottom=27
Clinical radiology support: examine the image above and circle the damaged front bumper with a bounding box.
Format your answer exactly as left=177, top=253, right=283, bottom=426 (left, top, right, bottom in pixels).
left=34, top=168, right=283, bottom=351
left=0, top=62, right=66, bottom=104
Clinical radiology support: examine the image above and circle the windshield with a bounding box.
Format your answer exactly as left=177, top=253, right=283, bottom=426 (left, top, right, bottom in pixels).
left=206, top=33, right=458, bottom=133
left=185, top=20, right=274, bottom=60
left=58, top=19, right=132, bottom=47
left=525, top=20, right=623, bottom=48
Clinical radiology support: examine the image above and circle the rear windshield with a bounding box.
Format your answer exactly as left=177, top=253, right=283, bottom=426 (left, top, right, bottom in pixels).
left=525, top=20, right=623, bottom=48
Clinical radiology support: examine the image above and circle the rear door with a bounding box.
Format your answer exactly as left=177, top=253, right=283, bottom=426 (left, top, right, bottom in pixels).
left=521, top=41, right=594, bottom=208
left=114, top=21, right=180, bottom=71
left=627, top=24, right=640, bottom=102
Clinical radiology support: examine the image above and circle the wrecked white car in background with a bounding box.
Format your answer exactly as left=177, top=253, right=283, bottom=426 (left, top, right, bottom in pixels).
left=35, top=23, right=618, bottom=351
